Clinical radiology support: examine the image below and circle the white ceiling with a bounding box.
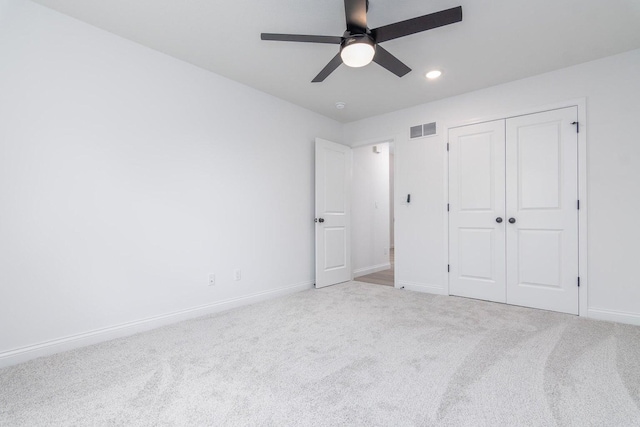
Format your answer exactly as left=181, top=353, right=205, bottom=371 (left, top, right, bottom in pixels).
left=31, top=0, right=640, bottom=123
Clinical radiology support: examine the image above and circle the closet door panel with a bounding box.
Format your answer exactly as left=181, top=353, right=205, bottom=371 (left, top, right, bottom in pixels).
left=449, top=120, right=506, bottom=303
left=505, top=107, right=579, bottom=314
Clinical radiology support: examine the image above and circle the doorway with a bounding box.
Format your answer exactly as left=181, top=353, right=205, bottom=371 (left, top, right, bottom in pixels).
left=352, top=142, right=395, bottom=287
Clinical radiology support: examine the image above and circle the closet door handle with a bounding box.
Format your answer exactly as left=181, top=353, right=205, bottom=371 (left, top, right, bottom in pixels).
left=508, top=217, right=516, bottom=224
left=496, top=217, right=503, bottom=223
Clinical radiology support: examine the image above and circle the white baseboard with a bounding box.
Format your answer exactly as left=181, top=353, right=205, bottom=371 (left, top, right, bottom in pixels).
left=587, top=307, right=640, bottom=326
left=353, top=263, right=391, bottom=277
left=398, top=280, right=448, bottom=295
left=0, top=281, right=313, bottom=369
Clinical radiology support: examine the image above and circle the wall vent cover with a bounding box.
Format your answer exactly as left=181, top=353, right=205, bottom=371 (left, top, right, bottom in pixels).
left=410, top=121, right=437, bottom=138
left=410, top=125, right=423, bottom=138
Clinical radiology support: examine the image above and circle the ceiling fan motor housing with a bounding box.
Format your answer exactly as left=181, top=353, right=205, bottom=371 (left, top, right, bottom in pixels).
left=341, top=33, right=375, bottom=51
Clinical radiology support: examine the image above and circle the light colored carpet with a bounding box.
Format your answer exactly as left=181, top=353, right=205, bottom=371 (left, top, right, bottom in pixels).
left=1, top=282, right=639, bottom=426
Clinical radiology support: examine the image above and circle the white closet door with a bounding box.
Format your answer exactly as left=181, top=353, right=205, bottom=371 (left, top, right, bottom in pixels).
left=505, top=107, right=579, bottom=314
left=449, top=120, right=506, bottom=303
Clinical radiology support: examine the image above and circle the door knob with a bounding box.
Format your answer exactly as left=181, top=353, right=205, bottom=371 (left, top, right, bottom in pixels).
left=316, top=218, right=325, bottom=223
left=496, top=217, right=503, bottom=223
left=508, top=217, right=516, bottom=224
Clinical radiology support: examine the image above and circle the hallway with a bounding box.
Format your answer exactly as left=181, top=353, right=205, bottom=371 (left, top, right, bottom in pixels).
left=355, top=248, right=394, bottom=287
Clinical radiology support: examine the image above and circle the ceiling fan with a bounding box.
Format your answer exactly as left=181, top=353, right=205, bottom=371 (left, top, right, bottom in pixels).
left=261, top=0, right=463, bottom=82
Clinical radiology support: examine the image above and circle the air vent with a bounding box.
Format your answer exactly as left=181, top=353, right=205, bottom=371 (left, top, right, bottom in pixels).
left=409, top=122, right=437, bottom=139
left=410, top=125, right=423, bottom=138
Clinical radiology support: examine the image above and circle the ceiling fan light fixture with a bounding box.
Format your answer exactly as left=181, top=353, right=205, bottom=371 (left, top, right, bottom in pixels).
left=340, top=35, right=376, bottom=68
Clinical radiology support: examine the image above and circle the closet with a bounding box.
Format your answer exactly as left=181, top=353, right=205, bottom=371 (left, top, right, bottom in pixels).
left=448, top=107, right=579, bottom=314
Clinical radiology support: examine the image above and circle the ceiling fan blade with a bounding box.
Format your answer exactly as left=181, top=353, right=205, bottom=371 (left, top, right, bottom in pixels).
left=371, top=6, right=462, bottom=43
left=372, top=45, right=411, bottom=77
left=344, top=0, right=368, bottom=33
left=261, top=33, right=342, bottom=44
left=312, top=53, right=343, bottom=82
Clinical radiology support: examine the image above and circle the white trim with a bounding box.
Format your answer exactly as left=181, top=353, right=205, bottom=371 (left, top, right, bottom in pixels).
left=0, top=281, right=313, bottom=369
left=392, top=135, right=400, bottom=289
left=399, top=281, right=447, bottom=295
left=349, top=135, right=396, bottom=149
left=443, top=125, right=451, bottom=296
left=576, top=99, right=588, bottom=318
left=587, top=308, right=640, bottom=326
left=446, top=98, right=589, bottom=130
left=353, top=263, right=392, bottom=277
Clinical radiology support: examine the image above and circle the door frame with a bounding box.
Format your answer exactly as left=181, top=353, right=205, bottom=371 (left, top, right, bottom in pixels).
left=444, top=98, right=588, bottom=316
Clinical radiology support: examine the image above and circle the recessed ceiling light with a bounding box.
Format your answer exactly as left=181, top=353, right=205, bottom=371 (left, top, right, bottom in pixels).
left=426, top=70, right=442, bottom=79
left=335, top=102, right=346, bottom=109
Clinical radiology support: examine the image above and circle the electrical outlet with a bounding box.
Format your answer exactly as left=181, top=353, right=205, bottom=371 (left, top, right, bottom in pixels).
left=208, top=274, right=216, bottom=286
left=234, top=269, right=241, bottom=281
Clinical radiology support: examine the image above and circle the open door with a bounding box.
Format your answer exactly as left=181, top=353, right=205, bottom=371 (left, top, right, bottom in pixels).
left=315, top=138, right=352, bottom=288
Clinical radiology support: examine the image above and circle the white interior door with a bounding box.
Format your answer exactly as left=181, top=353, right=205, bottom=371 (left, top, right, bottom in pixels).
left=315, top=138, right=352, bottom=288
left=505, top=107, right=579, bottom=314
left=449, top=120, right=506, bottom=303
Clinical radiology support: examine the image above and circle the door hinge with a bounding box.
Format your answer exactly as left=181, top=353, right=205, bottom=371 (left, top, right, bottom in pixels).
left=447, top=143, right=450, bottom=151
left=577, top=200, right=580, bottom=210
left=447, top=264, right=450, bottom=273
left=577, top=276, right=581, bottom=287
left=447, top=203, right=450, bottom=212
left=571, top=121, right=580, bottom=133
